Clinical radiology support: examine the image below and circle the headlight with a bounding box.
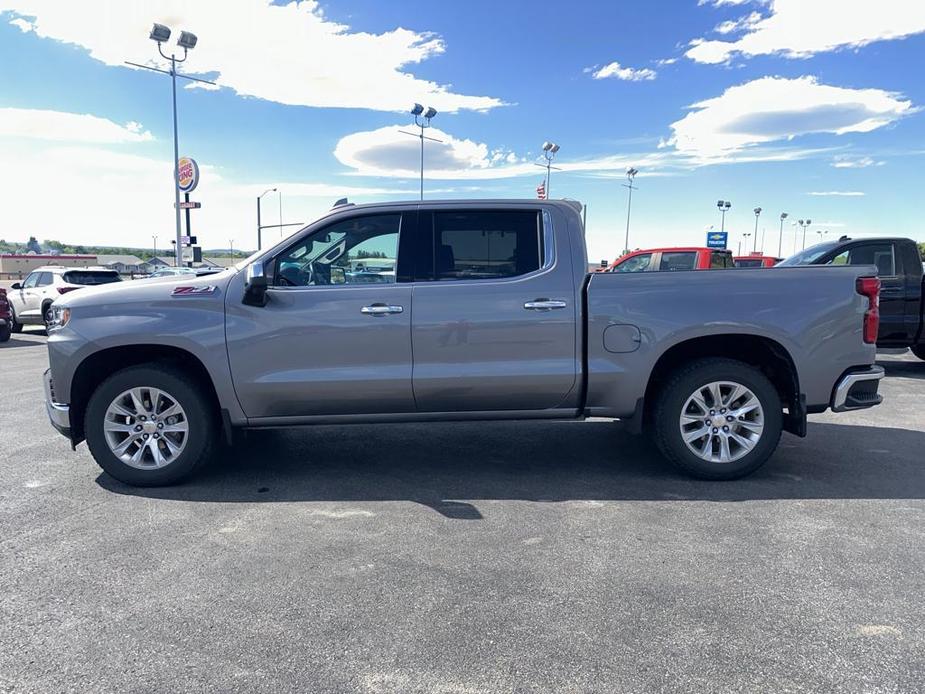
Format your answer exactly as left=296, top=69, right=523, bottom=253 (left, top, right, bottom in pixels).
left=47, top=306, right=71, bottom=331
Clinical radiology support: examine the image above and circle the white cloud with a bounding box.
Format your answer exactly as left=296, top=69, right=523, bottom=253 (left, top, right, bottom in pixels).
left=831, top=155, right=884, bottom=168
left=663, top=76, right=914, bottom=162
left=654, top=57, right=678, bottom=66
left=807, top=191, right=865, bottom=197
left=591, top=61, right=657, bottom=81
left=0, top=107, right=153, bottom=143
left=714, top=11, right=763, bottom=35
left=687, top=0, right=925, bottom=64
left=699, top=0, right=763, bottom=6
left=1, top=0, right=503, bottom=113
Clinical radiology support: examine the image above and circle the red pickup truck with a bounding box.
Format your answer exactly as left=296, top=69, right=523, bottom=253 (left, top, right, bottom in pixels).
left=602, top=247, right=734, bottom=272
left=734, top=254, right=781, bottom=268
left=0, top=288, right=12, bottom=342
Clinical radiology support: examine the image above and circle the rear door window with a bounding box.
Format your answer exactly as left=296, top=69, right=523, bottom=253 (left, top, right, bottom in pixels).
left=614, top=253, right=653, bottom=273
left=63, top=270, right=122, bottom=285
left=431, top=210, right=541, bottom=281
left=22, top=273, right=39, bottom=289
left=830, top=243, right=896, bottom=276
left=659, top=252, right=697, bottom=271
left=37, top=272, right=53, bottom=286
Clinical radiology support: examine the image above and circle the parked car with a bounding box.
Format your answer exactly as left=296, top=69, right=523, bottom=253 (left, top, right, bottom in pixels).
left=734, top=254, right=781, bottom=268
left=6, top=266, right=121, bottom=331
left=43, top=199, right=884, bottom=486
left=779, top=236, right=924, bottom=359
left=0, top=288, right=12, bottom=342
left=602, top=247, right=734, bottom=272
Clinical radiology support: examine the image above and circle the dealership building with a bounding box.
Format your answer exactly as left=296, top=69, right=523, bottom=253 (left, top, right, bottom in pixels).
left=0, top=253, right=99, bottom=279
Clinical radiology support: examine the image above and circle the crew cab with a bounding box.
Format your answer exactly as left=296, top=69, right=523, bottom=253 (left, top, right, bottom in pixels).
left=779, top=236, right=924, bottom=359
left=43, top=200, right=884, bottom=486
left=734, top=254, right=781, bottom=268
left=603, top=247, right=733, bottom=272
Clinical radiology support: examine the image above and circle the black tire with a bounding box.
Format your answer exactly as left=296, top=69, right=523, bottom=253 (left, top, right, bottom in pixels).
left=0, top=324, right=10, bottom=343
left=9, top=304, right=22, bottom=333
left=912, top=344, right=925, bottom=361
left=84, top=365, right=215, bottom=486
left=42, top=301, right=53, bottom=332
left=651, top=358, right=783, bottom=480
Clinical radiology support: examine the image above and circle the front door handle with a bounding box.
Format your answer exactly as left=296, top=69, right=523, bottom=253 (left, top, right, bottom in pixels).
left=361, top=303, right=404, bottom=316
left=524, top=299, right=567, bottom=311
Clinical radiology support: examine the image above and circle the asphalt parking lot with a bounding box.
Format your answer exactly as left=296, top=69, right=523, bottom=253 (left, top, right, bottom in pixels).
left=1, top=328, right=923, bottom=693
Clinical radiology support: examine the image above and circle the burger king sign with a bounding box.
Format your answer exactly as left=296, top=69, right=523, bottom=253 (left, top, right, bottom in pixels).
left=176, top=156, right=199, bottom=194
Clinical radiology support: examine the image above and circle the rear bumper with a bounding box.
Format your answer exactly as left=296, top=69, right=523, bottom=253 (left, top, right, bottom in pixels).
left=43, top=368, right=72, bottom=438
left=831, top=365, right=885, bottom=412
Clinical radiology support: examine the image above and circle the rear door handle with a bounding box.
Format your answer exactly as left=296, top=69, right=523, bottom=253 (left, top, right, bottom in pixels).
left=361, top=303, right=403, bottom=315
left=524, top=299, right=567, bottom=310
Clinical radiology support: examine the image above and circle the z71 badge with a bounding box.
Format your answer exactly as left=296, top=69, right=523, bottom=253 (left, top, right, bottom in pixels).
left=171, top=285, right=217, bottom=296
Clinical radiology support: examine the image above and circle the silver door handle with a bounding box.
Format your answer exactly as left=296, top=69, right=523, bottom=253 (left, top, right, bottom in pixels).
left=361, top=304, right=403, bottom=315
left=524, top=299, right=567, bottom=310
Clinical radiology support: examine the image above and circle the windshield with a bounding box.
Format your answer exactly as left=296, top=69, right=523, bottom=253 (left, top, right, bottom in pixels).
left=777, top=241, right=841, bottom=266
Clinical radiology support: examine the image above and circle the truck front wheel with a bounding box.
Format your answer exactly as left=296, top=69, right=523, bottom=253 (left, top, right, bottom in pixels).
left=912, top=345, right=925, bottom=361
left=652, top=358, right=783, bottom=480
left=84, top=365, right=215, bottom=486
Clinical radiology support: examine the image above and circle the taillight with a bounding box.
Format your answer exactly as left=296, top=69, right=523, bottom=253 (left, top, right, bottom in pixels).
left=57, top=286, right=79, bottom=295
left=856, top=276, right=880, bottom=344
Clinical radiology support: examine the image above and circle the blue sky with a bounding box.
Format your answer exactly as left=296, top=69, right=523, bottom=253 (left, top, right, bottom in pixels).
left=0, top=0, right=923, bottom=260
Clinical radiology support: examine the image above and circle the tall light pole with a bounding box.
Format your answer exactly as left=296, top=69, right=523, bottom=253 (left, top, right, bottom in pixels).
left=623, top=167, right=639, bottom=254
left=229, top=238, right=234, bottom=258
left=778, top=212, right=788, bottom=257
left=816, top=230, right=829, bottom=242
left=752, top=207, right=762, bottom=253
left=152, top=235, right=158, bottom=260
left=128, top=24, right=210, bottom=267
left=400, top=104, right=441, bottom=200
left=803, top=218, right=812, bottom=249
left=740, top=232, right=751, bottom=255
left=256, top=187, right=276, bottom=250
left=278, top=189, right=283, bottom=238
left=717, top=200, right=731, bottom=232
left=535, top=142, right=561, bottom=199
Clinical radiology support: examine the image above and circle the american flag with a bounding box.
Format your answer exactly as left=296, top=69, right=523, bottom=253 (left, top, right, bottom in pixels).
left=536, top=180, right=546, bottom=200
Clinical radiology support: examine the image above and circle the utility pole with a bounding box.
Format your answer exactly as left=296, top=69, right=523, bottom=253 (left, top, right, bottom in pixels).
left=623, top=167, right=639, bottom=254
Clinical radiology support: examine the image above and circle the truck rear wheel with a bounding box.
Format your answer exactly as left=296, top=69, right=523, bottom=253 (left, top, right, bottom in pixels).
left=912, top=345, right=925, bottom=361
left=84, top=365, right=215, bottom=486
left=652, top=358, right=783, bottom=480
left=9, top=305, right=22, bottom=333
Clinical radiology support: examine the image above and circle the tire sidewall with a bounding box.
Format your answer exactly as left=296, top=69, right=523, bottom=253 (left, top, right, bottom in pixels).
left=85, top=366, right=213, bottom=486
left=655, top=359, right=783, bottom=480
left=0, top=324, right=10, bottom=342
left=9, top=304, right=22, bottom=333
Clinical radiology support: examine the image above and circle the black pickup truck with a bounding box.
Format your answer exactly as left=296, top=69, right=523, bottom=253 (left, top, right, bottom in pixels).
left=779, top=236, right=925, bottom=360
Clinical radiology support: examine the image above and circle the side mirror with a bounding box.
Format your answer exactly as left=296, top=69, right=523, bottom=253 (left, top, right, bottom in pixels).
left=10, top=282, right=21, bottom=290
left=243, top=261, right=269, bottom=307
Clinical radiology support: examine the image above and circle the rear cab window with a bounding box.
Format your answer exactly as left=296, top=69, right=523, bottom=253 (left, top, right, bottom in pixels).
left=659, top=252, right=697, bottom=271
left=63, top=270, right=121, bottom=285
left=829, top=243, right=897, bottom=276
left=711, top=252, right=732, bottom=268
left=412, top=210, right=543, bottom=282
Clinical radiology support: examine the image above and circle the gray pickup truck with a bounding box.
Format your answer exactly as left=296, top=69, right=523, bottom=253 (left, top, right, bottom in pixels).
left=44, top=199, right=884, bottom=486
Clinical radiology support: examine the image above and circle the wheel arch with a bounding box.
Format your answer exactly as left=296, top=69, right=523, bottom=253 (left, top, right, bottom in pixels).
left=69, top=344, right=222, bottom=443
left=642, top=333, right=804, bottom=436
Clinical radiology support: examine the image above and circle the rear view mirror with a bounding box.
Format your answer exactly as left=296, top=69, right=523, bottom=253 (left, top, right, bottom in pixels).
left=10, top=282, right=21, bottom=290
left=243, top=261, right=269, bottom=307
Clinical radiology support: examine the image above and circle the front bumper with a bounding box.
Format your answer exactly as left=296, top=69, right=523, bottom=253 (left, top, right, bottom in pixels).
left=43, top=368, right=72, bottom=438
left=831, top=365, right=885, bottom=412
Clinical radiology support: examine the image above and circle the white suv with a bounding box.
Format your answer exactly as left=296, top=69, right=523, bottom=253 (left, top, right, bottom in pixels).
left=7, top=266, right=121, bottom=331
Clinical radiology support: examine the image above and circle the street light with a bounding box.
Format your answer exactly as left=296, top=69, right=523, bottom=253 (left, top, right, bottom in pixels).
left=804, top=219, right=812, bottom=250
left=778, top=212, right=788, bottom=257
left=623, top=167, right=639, bottom=255
left=717, top=200, right=731, bottom=232
left=753, top=207, right=762, bottom=253
left=740, top=232, right=752, bottom=256
left=534, top=141, right=562, bottom=200
left=124, top=25, right=215, bottom=266
left=400, top=104, right=441, bottom=200
left=152, top=235, right=158, bottom=262
left=256, top=187, right=276, bottom=250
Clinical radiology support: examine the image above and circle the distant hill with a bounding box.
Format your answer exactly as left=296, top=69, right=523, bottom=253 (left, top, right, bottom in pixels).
left=0, top=237, right=253, bottom=259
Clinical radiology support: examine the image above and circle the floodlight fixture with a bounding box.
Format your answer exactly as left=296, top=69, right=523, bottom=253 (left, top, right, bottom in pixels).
left=149, top=23, right=171, bottom=43
left=424, top=106, right=437, bottom=120
left=549, top=143, right=560, bottom=154
left=410, top=103, right=424, bottom=116
left=177, top=31, right=198, bottom=50
left=543, top=141, right=553, bottom=152
left=780, top=212, right=788, bottom=220
left=754, top=207, right=762, bottom=215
